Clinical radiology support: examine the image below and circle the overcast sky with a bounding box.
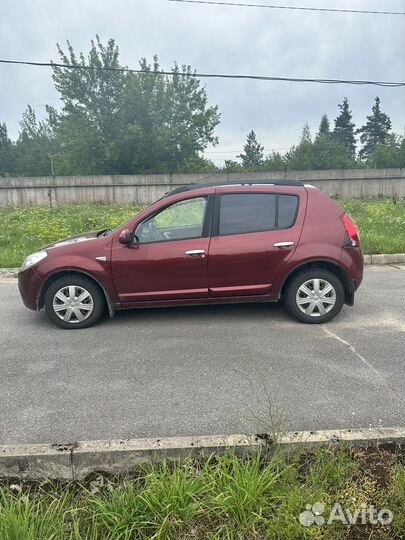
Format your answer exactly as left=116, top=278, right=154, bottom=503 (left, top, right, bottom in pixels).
left=1, top=0, right=404, bottom=164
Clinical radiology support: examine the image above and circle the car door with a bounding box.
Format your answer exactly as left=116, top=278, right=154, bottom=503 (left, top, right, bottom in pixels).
left=207, top=188, right=306, bottom=297
left=111, top=195, right=213, bottom=303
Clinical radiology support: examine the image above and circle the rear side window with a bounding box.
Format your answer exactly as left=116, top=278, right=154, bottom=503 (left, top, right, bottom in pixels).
left=278, top=195, right=299, bottom=229
left=218, top=193, right=299, bottom=236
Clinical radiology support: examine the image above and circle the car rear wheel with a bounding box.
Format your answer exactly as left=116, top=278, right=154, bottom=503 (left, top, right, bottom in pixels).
left=284, top=269, right=345, bottom=324
left=44, top=275, right=105, bottom=329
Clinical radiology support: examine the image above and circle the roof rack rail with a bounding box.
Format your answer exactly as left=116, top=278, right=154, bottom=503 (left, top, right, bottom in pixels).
left=166, top=179, right=305, bottom=197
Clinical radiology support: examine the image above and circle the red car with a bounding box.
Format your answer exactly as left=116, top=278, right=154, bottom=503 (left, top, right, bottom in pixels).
left=18, top=180, right=363, bottom=329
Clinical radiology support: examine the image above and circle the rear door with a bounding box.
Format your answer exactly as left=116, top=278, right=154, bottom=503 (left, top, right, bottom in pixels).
left=207, top=188, right=306, bottom=297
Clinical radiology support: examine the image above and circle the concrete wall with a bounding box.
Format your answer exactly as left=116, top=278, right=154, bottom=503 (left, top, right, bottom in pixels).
left=0, top=168, right=404, bottom=207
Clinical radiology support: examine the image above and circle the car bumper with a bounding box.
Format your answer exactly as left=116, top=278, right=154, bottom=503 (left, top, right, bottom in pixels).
left=18, top=267, right=42, bottom=311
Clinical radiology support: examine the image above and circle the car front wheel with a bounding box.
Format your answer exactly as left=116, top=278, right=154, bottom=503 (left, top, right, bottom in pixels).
left=44, top=275, right=105, bottom=329
left=284, top=269, right=345, bottom=324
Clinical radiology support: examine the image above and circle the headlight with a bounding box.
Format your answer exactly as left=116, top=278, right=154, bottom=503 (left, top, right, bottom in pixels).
left=21, top=251, right=48, bottom=271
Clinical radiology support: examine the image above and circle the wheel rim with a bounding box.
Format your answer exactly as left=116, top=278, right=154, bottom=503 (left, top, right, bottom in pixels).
left=53, top=285, right=94, bottom=324
left=296, top=278, right=336, bottom=317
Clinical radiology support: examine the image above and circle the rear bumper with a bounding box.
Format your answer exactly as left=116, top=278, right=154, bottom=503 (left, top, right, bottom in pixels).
left=340, top=247, right=364, bottom=305
left=18, top=267, right=42, bottom=311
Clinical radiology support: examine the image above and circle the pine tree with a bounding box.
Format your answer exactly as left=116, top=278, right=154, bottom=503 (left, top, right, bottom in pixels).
left=238, top=130, right=264, bottom=168
left=333, top=98, right=356, bottom=158
left=357, top=97, right=392, bottom=160
left=317, top=114, right=330, bottom=137
left=0, top=122, right=16, bottom=176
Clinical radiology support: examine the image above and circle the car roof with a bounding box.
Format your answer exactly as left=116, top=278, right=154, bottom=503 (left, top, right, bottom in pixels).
left=165, top=179, right=305, bottom=198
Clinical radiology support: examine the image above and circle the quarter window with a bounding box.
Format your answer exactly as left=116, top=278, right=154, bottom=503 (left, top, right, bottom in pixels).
left=278, top=195, right=299, bottom=229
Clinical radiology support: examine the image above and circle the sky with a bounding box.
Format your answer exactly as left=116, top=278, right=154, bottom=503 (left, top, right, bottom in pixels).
left=0, top=0, right=404, bottom=165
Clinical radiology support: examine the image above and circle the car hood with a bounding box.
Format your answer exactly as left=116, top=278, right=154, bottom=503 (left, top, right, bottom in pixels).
left=44, top=231, right=101, bottom=250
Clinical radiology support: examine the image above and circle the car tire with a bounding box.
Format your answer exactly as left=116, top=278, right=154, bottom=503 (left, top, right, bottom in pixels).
left=44, top=274, right=105, bottom=329
left=284, top=269, right=345, bottom=324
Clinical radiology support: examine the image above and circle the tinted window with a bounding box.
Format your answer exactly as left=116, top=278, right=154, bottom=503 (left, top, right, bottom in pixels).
left=278, top=195, right=299, bottom=229
left=219, top=194, right=276, bottom=235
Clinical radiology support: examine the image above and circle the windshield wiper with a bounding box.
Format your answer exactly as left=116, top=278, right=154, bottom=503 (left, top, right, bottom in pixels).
left=97, top=228, right=112, bottom=237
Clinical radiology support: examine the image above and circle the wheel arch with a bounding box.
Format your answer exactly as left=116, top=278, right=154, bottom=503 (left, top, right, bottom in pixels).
left=39, top=270, right=115, bottom=317
left=280, top=260, right=354, bottom=306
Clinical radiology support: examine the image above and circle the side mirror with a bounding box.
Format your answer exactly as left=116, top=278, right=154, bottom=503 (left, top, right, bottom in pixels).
left=118, top=229, right=132, bottom=245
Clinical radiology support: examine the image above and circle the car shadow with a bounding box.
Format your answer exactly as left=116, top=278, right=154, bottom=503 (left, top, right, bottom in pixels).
left=107, top=300, right=290, bottom=326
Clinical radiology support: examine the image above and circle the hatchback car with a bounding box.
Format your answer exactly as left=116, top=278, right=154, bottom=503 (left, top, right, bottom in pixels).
left=18, top=180, right=363, bottom=329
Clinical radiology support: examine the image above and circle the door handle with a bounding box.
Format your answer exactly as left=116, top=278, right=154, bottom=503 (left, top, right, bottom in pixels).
left=185, top=249, right=206, bottom=257
left=273, top=242, right=294, bottom=248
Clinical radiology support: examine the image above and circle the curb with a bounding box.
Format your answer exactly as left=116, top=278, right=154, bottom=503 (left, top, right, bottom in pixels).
left=363, top=253, right=405, bottom=265
left=2, top=428, right=405, bottom=481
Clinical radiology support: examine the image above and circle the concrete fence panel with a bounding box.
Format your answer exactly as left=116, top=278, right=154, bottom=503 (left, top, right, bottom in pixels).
left=0, top=168, right=404, bottom=207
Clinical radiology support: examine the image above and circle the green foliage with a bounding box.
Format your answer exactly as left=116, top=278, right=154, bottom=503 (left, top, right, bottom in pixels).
left=1, top=446, right=405, bottom=539
left=111, top=58, right=220, bottom=174
left=0, top=204, right=141, bottom=267
left=285, top=124, right=314, bottom=170
left=318, top=114, right=330, bottom=137
left=262, top=151, right=286, bottom=171
left=14, top=106, right=57, bottom=176
left=50, top=39, right=220, bottom=175
left=0, top=487, right=72, bottom=540
left=1, top=37, right=220, bottom=177
left=366, top=133, right=405, bottom=169
left=357, top=97, right=392, bottom=160
left=341, top=198, right=405, bottom=254
left=0, top=123, right=16, bottom=176
left=224, top=159, right=244, bottom=173
left=333, top=97, right=356, bottom=157
left=238, top=130, right=264, bottom=168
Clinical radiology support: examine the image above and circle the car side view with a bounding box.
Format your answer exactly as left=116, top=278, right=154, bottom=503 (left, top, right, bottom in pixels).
left=18, top=180, right=363, bottom=329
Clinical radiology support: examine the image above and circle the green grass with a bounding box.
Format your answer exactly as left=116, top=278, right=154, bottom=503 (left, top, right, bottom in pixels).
left=0, top=204, right=141, bottom=268
left=0, top=198, right=404, bottom=268
left=1, top=446, right=405, bottom=539
left=341, top=198, right=405, bottom=255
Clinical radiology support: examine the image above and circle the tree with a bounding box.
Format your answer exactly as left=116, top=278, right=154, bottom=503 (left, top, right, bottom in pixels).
left=15, top=105, right=56, bottom=176
left=112, top=57, right=220, bottom=174
left=367, top=133, right=405, bottom=168
left=317, top=114, right=330, bottom=137
left=333, top=97, right=356, bottom=158
left=51, top=38, right=220, bottom=175
left=0, top=123, right=16, bottom=176
left=177, top=155, right=217, bottom=173
left=285, top=124, right=314, bottom=170
left=262, top=151, right=286, bottom=171
left=51, top=36, right=125, bottom=174
left=357, top=97, right=392, bottom=161
left=238, top=130, right=264, bottom=168
left=223, top=159, right=244, bottom=173
left=311, top=135, right=356, bottom=170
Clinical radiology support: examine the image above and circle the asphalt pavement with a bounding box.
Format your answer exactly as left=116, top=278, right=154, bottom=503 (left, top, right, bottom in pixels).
left=0, top=266, right=404, bottom=445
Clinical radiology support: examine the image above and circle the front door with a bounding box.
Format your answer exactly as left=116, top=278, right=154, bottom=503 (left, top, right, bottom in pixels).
left=208, top=190, right=305, bottom=297
left=111, top=196, right=211, bottom=303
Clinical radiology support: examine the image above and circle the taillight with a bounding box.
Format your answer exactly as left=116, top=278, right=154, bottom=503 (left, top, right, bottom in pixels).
left=341, top=213, right=360, bottom=247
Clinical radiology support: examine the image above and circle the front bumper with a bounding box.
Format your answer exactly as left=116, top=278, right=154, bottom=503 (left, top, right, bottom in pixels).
left=18, top=267, right=42, bottom=311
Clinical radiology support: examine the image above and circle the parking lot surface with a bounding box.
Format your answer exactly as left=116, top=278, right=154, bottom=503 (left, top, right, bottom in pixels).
left=0, top=266, right=404, bottom=445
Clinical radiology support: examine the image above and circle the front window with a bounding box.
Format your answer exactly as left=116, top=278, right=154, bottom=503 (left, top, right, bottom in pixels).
left=136, top=197, right=207, bottom=243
